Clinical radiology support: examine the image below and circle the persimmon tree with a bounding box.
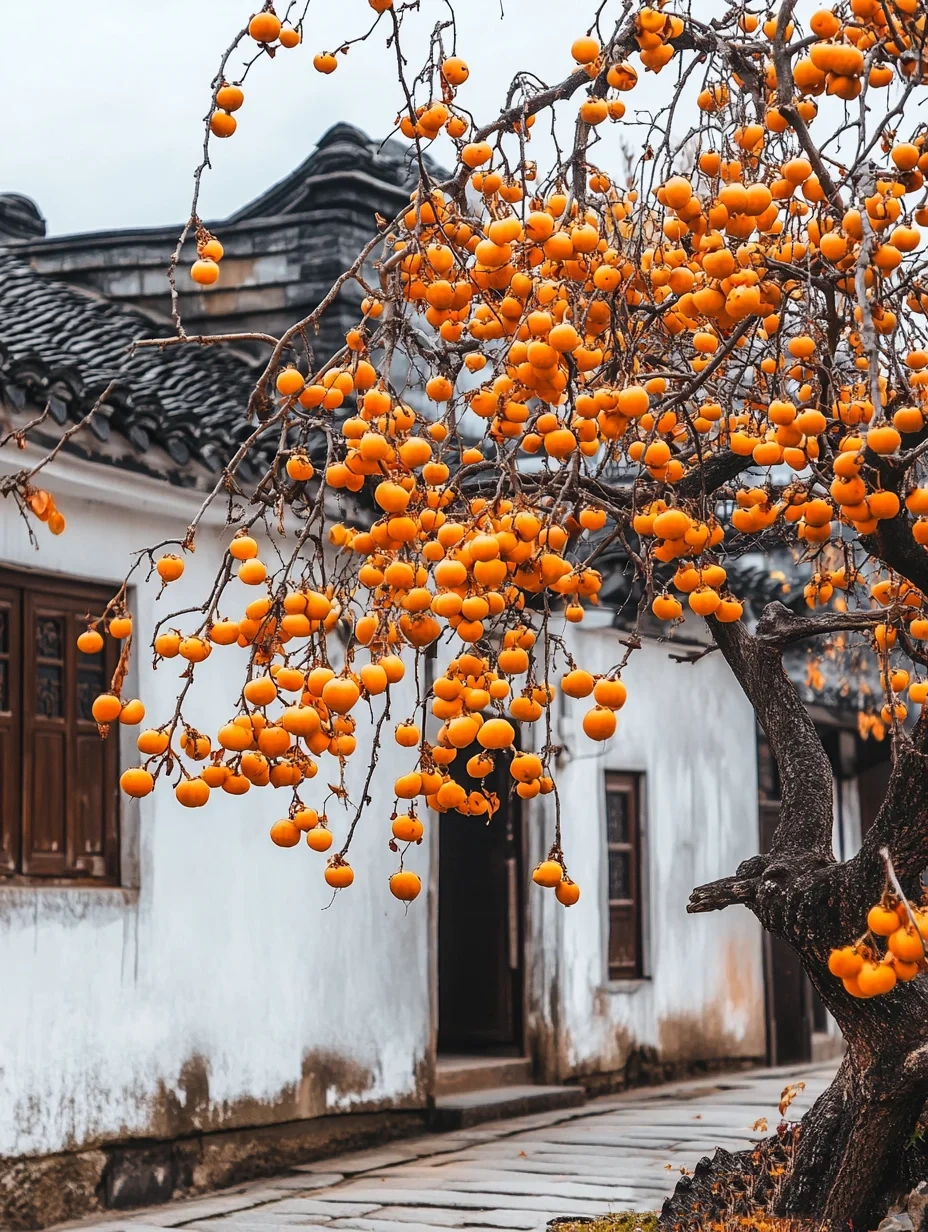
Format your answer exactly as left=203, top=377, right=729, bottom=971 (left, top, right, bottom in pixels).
left=10, top=0, right=928, bottom=1224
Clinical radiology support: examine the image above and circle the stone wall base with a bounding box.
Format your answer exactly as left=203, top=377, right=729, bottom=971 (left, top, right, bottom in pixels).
left=1, top=1108, right=428, bottom=1231
left=578, top=1049, right=763, bottom=1098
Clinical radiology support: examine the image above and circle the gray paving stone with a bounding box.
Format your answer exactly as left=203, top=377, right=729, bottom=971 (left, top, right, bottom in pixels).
left=360, top=1209, right=469, bottom=1226
left=76, top=1226, right=195, bottom=1232
left=183, top=1223, right=332, bottom=1231
left=441, top=1179, right=660, bottom=1202
left=328, top=1222, right=466, bottom=1232
left=129, top=1197, right=286, bottom=1228
left=307, top=1187, right=637, bottom=1217
left=262, top=1177, right=346, bottom=1191
left=252, top=1201, right=382, bottom=1219
left=296, top=1153, right=413, bottom=1175
left=183, top=1216, right=332, bottom=1228
left=453, top=1142, right=666, bottom=1160
left=517, top=1134, right=683, bottom=1150
left=402, top=1164, right=669, bottom=1187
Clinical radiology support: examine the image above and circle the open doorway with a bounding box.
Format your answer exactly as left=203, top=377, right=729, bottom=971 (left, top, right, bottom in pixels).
left=758, top=724, right=892, bottom=1063
left=437, top=744, right=523, bottom=1052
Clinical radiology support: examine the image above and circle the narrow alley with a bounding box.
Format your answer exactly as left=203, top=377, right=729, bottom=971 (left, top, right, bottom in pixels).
left=60, top=1063, right=836, bottom=1232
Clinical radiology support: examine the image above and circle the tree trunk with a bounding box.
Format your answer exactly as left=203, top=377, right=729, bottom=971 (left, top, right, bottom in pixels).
left=662, top=605, right=928, bottom=1230
left=662, top=1051, right=928, bottom=1230
left=661, top=942, right=928, bottom=1229
left=781, top=1046, right=928, bottom=1228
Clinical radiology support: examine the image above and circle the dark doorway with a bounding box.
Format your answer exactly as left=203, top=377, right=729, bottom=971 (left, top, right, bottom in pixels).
left=438, top=744, right=523, bottom=1051
left=857, top=747, right=893, bottom=837
left=759, top=797, right=813, bottom=1064
left=758, top=735, right=813, bottom=1064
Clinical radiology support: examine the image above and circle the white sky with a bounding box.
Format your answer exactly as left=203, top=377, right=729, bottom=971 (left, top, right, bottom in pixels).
left=2, top=0, right=712, bottom=237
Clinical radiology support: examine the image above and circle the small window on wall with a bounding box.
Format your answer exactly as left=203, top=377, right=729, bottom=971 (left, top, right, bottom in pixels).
left=0, top=568, right=120, bottom=884
left=605, top=772, right=644, bottom=980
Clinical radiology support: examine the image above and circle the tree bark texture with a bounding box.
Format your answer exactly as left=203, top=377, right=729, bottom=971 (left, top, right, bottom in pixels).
left=661, top=602, right=928, bottom=1230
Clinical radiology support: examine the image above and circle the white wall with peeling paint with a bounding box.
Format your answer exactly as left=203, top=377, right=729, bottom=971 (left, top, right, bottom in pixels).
left=0, top=454, right=767, bottom=1165
left=0, top=460, right=432, bottom=1160
left=528, top=610, right=767, bottom=1079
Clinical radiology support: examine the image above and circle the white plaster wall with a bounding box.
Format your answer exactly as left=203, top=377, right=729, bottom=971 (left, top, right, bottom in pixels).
left=0, top=451, right=769, bottom=1158
left=530, top=612, right=767, bottom=1077
left=0, top=465, right=431, bottom=1159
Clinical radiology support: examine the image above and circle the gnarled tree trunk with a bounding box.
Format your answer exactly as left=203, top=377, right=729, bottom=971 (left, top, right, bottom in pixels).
left=664, top=602, right=928, bottom=1230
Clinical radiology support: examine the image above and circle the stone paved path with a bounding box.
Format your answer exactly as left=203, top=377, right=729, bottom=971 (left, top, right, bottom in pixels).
left=63, top=1061, right=837, bottom=1232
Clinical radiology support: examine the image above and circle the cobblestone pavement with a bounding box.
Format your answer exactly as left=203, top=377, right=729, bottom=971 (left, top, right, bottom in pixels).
left=61, top=1061, right=837, bottom=1232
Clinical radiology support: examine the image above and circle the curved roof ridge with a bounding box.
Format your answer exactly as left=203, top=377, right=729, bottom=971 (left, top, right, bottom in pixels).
left=225, top=122, right=446, bottom=223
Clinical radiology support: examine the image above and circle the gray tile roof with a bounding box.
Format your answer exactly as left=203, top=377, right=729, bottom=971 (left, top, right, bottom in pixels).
left=0, top=252, right=263, bottom=484
left=0, top=125, right=446, bottom=487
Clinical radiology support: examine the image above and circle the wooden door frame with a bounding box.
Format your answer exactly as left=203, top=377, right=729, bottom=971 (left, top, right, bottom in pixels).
left=426, top=650, right=440, bottom=1089
left=518, top=783, right=531, bottom=1065
left=502, top=783, right=525, bottom=1054
left=0, top=583, right=22, bottom=874
left=0, top=565, right=120, bottom=885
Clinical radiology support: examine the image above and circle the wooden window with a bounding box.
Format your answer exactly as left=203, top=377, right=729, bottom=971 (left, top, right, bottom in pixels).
left=605, top=772, right=643, bottom=980
left=0, top=568, right=119, bottom=884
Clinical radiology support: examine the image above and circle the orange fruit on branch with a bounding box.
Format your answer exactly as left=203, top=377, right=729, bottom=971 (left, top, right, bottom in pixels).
left=856, top=961, right=896, bottom=997
left=325, top=861, right=354, bottom=888
left=91, top=694, right=122, bottom=724
left=249, top=12, right=282, bottom=42
left=120, top=768, right=154, bottom=798
left=392, top=815, right=424, bottom=842
left=555, top=878, right=580, bottom=907
left=191, top=259, right=220, bottom=286
left=389, top=871, right=422, bottom=901
left=210, top=111, right=237, bottom=138
left=868, top=904, right=902, bottom=936
left=216, top=84, right=243, bottom=111
left=156, top=554, right=184, bottom=582
left=175, top=778, right=210, bottom=808
left=119, top=699, right=145, bottom=726
left=270, top=820, right=301, bottom=848
left=582, top=706, right=617, bottom=741
left=307, top=827, right=334, bottom=852
left=533, top=859, right=564, bottom=888
left=77, top=629, right=104, bottom=654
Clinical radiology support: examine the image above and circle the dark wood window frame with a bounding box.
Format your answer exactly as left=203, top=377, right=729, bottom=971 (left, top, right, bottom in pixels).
left=0, top=567, right=120, bottom=885
left=605, top=771, right=645, bottom=981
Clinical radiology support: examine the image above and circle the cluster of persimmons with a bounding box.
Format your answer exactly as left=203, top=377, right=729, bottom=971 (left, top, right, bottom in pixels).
left=38, top=0, right=928, bottom=927
left=828, top=897, right=928, bottom=997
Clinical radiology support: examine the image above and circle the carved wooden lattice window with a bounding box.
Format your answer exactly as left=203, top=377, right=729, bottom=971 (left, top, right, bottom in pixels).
left=605, top=772, right=643, bottom=980
left=0, top=569, right=119, bottom=883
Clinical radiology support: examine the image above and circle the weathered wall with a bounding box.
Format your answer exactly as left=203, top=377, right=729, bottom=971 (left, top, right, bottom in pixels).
left=0, top=449, right=768, bottom=1215
left=528, top=611, right=767, bottom=1080
left=0, top=457, right=431, bottom=1168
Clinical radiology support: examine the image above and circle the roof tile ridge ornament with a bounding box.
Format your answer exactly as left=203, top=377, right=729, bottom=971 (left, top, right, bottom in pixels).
left=0, top=194, right=47, bottom=244
left=224, top=123, right=448, bottom=224
left=311, top=121, right=443, bottom=185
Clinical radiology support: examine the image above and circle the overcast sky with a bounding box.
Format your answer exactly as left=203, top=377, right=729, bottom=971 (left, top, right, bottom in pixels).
left=1, top=0, right=716, bottom=237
